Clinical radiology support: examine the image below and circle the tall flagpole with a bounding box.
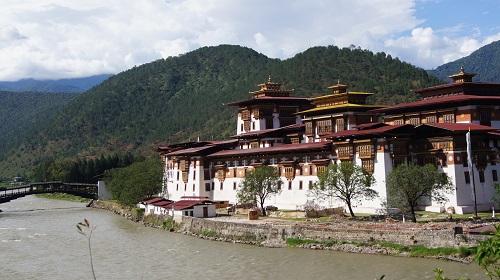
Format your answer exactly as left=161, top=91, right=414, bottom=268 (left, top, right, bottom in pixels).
left=466, top=128, right=478, bottom=217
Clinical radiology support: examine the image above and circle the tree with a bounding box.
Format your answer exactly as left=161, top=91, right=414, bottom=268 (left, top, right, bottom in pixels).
left=106, top=154, right=163, bottom=206
left=492, top=183, right=500, bottom=206
left=386, top=163, right=453, bottom=222
left=236, top=165, right=282, bottom=216
left=308, top=161, right=377, bottom=217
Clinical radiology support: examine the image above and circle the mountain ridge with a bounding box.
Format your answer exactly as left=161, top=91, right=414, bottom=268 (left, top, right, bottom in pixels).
left=1, top=42, right=499, bottom=178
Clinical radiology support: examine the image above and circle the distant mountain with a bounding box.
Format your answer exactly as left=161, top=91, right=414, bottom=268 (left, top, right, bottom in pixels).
left=0, top=74, right=114, bottom=93
left=428, top=40, right=500, bottom=82
left=0, top=91, right=79, bottom=173
left=0, top=45, right=444, bottom=177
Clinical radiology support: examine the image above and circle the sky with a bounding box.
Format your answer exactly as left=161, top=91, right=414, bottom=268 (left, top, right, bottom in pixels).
left=0, top=0, right=499, bottom=81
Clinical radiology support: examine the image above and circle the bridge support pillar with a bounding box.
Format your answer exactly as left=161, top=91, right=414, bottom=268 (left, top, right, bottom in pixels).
left=98, top=180, right=113, bottom=200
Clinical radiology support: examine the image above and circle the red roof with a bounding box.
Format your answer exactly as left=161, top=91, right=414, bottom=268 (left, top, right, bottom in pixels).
left=418, top=123, right=497, bottom=132
left=352, top=122, right=387, bottom=130
left=154, top=200, right=173, bottom=207
left=231, top=124, right=304, bottom=138
left=207, top=141, right=332, bottom=158
left=143, top=197, right=166, bottom=204
left=372, top=95, right=500, bottom=113
left=225, top=96, right=310, bottom=106
left=167, top=145, right=216, bottom=156
left=167, top=199, right=213, bottom=211
left=326, top=124, right=413, bottom=139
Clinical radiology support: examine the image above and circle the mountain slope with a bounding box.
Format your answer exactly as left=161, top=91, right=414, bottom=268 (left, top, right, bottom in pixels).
left=428, top=40, right=500, bottom=82
left=0, top=45, right=443, bottom=177
left=0, top=91, right=79, bottom=164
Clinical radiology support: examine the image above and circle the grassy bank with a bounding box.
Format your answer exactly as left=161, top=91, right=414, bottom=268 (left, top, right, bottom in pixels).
left=286, top=237, right=476, bottom=259
left=35, top=193, right=92, bottom=203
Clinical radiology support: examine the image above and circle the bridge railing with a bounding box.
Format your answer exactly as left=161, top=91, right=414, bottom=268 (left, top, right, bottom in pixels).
left=0, top=182, right=98, bottom=200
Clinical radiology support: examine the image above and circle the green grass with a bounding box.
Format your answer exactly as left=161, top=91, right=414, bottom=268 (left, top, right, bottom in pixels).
left=286, top=238, right=318, bottom=246
left=35, top=193, right=91, bottom=202
left=409, top=245, right=458, bottom=257
left=377, top=242, right=411, bottom=252
left=201, top=230, right=218, bottom=238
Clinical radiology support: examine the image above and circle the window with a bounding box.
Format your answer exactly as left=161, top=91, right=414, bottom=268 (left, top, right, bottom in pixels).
left=361, top=159, right=374, bottom=174
left=211, top=182, right=215, bottom=190
left=336, top=118, right=345, bottom=132
left=184, top=184, right=187, bottom=191
left=464, top=171, right=470, bottom=184
left=308, top=181, right=313, bottom=190
left=205, top=183, right=211, bottom=191
left=426, top=116, right=437, bottom=123
left=305, top=122, right=313, bottom=134
left=220, top=182, right=223, bottom=190
left=192, top=184, right=195, bottom=191
left=493, top=170, right=498, bottom=182
left=193, top=170, right=196, bottom=180
left=288, top=181, right=292, bottom=190
left=233, top=182, right=237, bottom=190
left=479, top=170, right=485, bottom=183
left=480, top=111, right=492, bottom=126
left=265, top=117, right=274, bottom=129
left=299, top=181, right=303, bottom=190
left=284, top=167, right=294, bottom=178
left=409, top=117, right=420, bottom=125
left=393, top=119, right=404, bottom=125
left=316, top=165, right=327, bottom=174
left=443, top=114, right=455, bottom=123
left=176, top=184, right=179, bottom=191
left=317, top=120, right=332, bottom=134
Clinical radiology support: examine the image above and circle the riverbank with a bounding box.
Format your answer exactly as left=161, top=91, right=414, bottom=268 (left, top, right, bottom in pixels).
left=92, top=200, right=495, bottom=263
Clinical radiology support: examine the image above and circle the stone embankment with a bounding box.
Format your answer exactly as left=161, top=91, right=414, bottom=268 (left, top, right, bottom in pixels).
left=93, top=200, right=495, bottom=261
left=180, top=215, right=492, bottom=249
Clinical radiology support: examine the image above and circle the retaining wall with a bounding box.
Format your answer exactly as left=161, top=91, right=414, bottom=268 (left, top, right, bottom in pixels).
left=180, top=216, right=488, bottom=248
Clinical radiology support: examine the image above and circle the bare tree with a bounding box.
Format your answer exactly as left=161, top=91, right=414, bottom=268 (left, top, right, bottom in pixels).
left=77, top=218, right=97, bottom=280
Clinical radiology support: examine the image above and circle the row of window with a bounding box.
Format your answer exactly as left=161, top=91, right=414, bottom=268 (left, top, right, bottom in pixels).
left=464, top=170, right=498, bottom=184
left=175, top=180, right=316, bottom=192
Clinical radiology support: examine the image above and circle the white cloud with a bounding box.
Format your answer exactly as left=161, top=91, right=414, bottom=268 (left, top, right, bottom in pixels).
left=0, top=0, right=497, bottom=80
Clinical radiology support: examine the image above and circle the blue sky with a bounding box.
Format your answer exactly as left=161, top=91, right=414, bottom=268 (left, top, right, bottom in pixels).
left=0, top=0, right=499, bottom=81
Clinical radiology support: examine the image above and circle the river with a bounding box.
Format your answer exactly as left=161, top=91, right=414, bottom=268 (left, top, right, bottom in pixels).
left=0, top=196, right=486, bottom=280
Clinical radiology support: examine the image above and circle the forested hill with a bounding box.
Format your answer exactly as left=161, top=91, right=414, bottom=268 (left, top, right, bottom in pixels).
left=0, top=91, right=79, bottom=159
left=428, top=40, right=500, bottom=82
left=0, top=44, right=443, bottom=177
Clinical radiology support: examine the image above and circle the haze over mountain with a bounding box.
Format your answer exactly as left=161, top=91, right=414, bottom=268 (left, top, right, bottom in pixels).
left=0, top=74, right=113, bottom=93
left=0, top=41, right=499, bottom=178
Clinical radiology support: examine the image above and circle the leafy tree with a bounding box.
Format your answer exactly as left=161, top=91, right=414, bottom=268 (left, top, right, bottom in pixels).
left=308, top=161, right=377, bottom=217
left=474, top=224, right=500, bottom=279
left=386, top=163, right=452, bottom=222
left=106, top=154, right=163, bottom=206
left=492, top=183, right=500, bottom=206
left=236, top=165, right=282, bottom=216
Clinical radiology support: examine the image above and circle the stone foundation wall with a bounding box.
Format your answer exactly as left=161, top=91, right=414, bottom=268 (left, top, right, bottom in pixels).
left=180, top=216, right=487, bottom=248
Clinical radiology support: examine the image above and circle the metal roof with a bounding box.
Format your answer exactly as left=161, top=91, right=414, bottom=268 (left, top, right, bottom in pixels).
left=207, top=141, right=332, bottom=158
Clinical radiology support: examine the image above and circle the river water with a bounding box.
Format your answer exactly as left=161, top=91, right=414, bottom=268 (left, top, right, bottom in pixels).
left=0, top=196, right=486, bottom=280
